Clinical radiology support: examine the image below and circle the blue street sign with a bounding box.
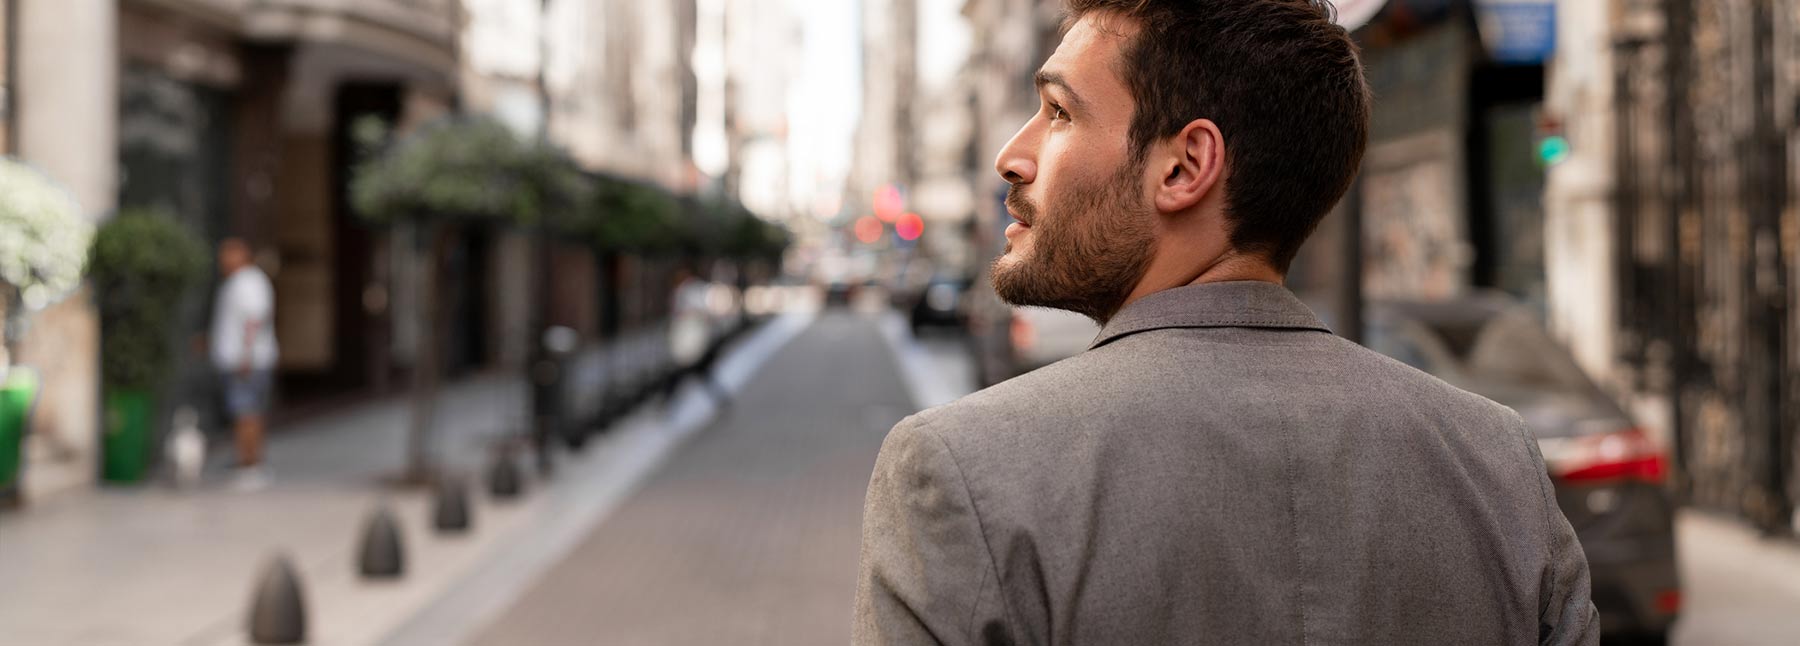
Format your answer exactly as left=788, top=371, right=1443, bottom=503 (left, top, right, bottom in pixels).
left=1476, top=0, right=1556, bottom=65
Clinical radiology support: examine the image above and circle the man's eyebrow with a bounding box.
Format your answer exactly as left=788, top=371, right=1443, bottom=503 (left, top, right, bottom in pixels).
left=1034, top=70, right=1089, bottom=113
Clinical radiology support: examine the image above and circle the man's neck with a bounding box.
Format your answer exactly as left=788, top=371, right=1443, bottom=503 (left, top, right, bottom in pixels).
left=1180, top=252, right=1283, bottom=287
left=1110, top=252, right=1282, bottom=321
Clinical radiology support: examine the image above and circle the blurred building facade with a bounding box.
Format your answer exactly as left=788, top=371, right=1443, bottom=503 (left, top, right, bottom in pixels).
left=720, top=0, right=799, bottom=218
left=1289, top=0, right=1553, bottom=311
left=846, top=0, right=1054, bottom=279
left=851, top=0, right=920, bottom=217
left=4, top=0, right=748, bottom=500
left=1545, top=0, right=1800, bottom=534
left=457, top=0, right=705, bottom=366
left=110, top=0, right=460, bottom=418
left=959, top=0, right=1059, bottom=258
left=545, top=0, right=699, bottom=189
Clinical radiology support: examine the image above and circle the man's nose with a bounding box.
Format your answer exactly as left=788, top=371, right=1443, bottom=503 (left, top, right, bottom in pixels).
left=994, top=124, right=1038, bottom=185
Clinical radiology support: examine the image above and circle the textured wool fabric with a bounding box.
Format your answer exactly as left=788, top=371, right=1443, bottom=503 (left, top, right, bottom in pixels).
left=854, top=281, right=1598, bottom=646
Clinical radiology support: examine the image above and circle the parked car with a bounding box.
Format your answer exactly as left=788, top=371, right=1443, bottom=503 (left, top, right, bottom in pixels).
left=908, top=276, right=971, bottom=333
left=1008, top=306, right=1098, bottom=373
left=824, top=281, right=857, bottom=308
left=966, top=281, right=1099, bottom=386
left=1343, top=295, right=1681, bottom=641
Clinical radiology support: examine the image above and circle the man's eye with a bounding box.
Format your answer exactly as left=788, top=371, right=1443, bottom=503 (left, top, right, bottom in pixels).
left=1049, top=104, right=1069, bottom=121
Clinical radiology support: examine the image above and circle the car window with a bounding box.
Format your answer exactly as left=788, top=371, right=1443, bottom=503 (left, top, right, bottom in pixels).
left=1364, top=321, right=1434, bottom=371
left=1444, top=309, right=1594, bottom=392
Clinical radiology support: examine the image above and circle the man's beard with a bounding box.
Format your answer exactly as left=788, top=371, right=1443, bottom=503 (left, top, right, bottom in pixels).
left=991, top=164, right=1156, bottom=323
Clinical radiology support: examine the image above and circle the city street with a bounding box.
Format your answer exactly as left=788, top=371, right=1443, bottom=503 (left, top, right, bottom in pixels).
left=4, top=300, right=1800, bottom=645
left=6, top=0, right=1800, bottom=644
left=436, top=303, right=1800, bottom=646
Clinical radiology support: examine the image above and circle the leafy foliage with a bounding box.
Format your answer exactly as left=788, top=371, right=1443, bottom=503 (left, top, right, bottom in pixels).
left=577, top=174, right=682, bottom=254
left=725, top=212, right=792, bottom=261
left=350, top=116, right=591, bottom=226
left=674, top=195, right=730, bottom=256
left=86, top=209, right=208, bottom=389
left=346, top=114, right=789, bottom=260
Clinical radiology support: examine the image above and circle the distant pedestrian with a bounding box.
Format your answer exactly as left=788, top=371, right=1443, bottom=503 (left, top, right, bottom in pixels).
left=211, top=238, right=278, bottom=490
left=853, top=2, right=1597, bottom=645
left=666, top=268, right=729, bottom=407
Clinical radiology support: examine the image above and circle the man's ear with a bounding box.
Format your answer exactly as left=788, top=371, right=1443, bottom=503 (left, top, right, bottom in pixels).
left=1153, top=119, right=1225, bottom=214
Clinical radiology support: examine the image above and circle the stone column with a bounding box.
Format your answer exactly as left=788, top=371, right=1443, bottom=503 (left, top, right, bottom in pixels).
left=13, top=0, right=115, bottom=500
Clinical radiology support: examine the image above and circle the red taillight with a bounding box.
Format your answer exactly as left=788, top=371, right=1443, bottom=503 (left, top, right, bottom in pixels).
left=1547, top=428, right=1667, bottom=484
left=1654, top=589, right=1682, bottom=615
left=1010, top=316, right=1036, bottom=353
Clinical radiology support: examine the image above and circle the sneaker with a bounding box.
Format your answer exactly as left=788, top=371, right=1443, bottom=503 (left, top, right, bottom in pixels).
left=231, top=466, right=272, bottom=492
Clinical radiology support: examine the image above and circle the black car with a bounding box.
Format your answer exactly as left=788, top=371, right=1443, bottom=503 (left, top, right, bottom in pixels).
left=908, top=277, right=969, bottom=333
left=1349, top=295, right=1681, bottom=641
left=824, top=281, right=857, bottom=308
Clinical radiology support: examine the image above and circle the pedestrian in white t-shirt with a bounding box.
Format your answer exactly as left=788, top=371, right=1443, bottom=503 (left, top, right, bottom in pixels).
left=210, top=238, right=278, bottom=489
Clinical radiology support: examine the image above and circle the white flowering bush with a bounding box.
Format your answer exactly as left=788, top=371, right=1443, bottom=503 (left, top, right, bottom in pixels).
left=0, top=159, right=93, bottom=341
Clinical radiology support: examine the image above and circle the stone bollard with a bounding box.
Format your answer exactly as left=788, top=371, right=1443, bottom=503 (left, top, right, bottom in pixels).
left=487, top=445, right=525, bottom=500
left=247, top=553, right=307, bottom=645
left=356, top=502, right=406, bottom=579
left=433, top=475, right=472, bottom=533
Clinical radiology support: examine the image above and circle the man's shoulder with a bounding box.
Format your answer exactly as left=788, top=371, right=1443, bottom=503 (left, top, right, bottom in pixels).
left=225, top=267, right=271, bottom=289
left=228, top=268, right=276, bottom=303
left=892, top=351, right=1116, bottom=455
left=900, top=330, right=1527, bottom=455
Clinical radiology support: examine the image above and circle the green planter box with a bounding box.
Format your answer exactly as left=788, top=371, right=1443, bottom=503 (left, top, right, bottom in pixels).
left=102, top=389, right=153, bottom=484
left=0, top=370, right=39, bottom=490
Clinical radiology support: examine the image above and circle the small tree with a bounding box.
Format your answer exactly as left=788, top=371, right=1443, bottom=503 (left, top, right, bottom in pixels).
left=577, top=174, right=681, bottom=255
left=351, top=116, right=591, bottom=483
left=723, top=209, right=791, bottom=263
left=86, top=209, right=208, bottom=392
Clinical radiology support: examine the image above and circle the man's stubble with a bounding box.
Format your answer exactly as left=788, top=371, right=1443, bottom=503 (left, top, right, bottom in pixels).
left=992, top=163, right=1157, bottom=323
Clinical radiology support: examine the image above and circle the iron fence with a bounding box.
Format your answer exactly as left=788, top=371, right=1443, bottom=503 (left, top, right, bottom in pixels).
left=1614, top=0, right=1800, bottom=534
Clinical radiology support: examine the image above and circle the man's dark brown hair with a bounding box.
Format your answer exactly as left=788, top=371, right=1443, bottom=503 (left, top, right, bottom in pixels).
left=1064, top=0, right=1370, bottom=273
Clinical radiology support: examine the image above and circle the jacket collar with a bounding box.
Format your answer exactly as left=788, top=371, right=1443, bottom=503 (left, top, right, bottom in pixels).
left=1089, top=281, right=1331, bottom=350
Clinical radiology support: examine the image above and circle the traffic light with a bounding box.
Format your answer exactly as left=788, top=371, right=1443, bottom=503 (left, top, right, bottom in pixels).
left=896, top=212, right=924, bottom=241
left=854, top=216, right=883, bottom=244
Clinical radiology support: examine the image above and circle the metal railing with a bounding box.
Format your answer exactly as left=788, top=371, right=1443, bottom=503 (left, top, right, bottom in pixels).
left=1613, top=0, right=1800, bottom=534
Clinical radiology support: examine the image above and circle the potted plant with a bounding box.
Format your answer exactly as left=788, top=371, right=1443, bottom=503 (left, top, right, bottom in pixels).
left=0, top=159, right=94, bottom=500
left=85, top=209, right=208, bottom=483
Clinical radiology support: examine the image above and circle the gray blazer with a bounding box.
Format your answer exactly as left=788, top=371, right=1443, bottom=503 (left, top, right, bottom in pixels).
left=854, top=281, right=1597, bottom=646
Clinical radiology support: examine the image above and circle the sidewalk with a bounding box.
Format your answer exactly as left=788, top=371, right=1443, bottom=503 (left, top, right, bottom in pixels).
left=1671, top=510, right=1800, bottom=645
left=0, top=310, right=815, bottom=646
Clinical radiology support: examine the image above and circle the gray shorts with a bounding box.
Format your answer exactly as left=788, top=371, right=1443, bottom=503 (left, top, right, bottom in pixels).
left=222, top=369, right=273, bottom=418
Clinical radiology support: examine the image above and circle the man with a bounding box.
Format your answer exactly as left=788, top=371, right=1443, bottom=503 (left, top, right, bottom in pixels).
left=853, top=2, right=1597, bottom=645
left=211, top=238, right=278, bottom=490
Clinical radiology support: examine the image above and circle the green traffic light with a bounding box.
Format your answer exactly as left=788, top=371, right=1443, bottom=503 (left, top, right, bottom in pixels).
left=1537, top=135, right=1571, bottom=166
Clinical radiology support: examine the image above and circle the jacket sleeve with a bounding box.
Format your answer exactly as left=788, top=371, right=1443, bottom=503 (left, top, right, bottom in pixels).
left=1523, top=424, right=1600, bottom=646
left=854, top=415, right=1010, bottom=646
